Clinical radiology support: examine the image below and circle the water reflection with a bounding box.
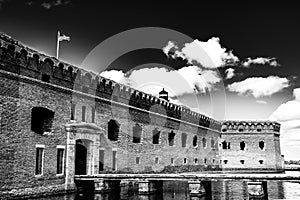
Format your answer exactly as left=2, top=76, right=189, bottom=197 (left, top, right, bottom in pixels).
left=31, top=180, right=300, bottom=200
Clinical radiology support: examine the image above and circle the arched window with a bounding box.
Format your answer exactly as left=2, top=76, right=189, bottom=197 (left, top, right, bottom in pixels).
left=168, top=131, right=176, bottom=146
left=259, top=141, right=265, bottom=150
left=133, top=124, right=142, bottom=143
left=181, top=133, right=187, bottom=147
left=108, top=120, right=119, bottom=141
left=193, top=135, right=198, bottom=147
left=152, top=128, right=160, bottom=144
left=202, top=138, right=207, bottom=148
left=31, top=107, right=55, bottom=134
left=194, top=158, right=198, bottom=164
left=222, top=141, right=227, bottom=149
left=240, top=141, right=246, bottom=150
left=183, top=158, right=187, bottom=164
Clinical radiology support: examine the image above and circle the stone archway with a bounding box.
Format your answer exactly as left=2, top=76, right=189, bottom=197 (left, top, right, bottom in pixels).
left=65, top=123, right=104, bottom=190
left=75, top=139, right=87, bottom=175
left=74, top=138, right=95, bottom=176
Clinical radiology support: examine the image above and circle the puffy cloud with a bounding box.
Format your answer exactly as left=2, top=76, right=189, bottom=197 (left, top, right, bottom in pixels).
left=162, top=41, right=178, bottom=56
left=99, top=70, right=126, bottom=82
left=269, top=101, right=300, bottom=122
left=100, top=66, right=221, bottom=97
left=163, top=37, right=239, bottom=68
left=225, top=68, right=235, bottom=79
left=99, top=70, right=135, bottom=87
left=269, top=87, right=300, bottom=160
left=242, top=57, right=280, bottom=67
left=269, top=88, right=300, bottom=122
left=292, top=87, right=300, bottom=100
left=163, top=38, right=281, bottom=70
left=227, top=76, right=289, bottom=98
left=176, top=66, right=221, bottom=93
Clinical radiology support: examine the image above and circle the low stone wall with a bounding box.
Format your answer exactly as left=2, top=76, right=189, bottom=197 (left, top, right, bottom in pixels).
left=220, top=168, right=285, bottom=173
left=0, top=184, right=76, bottom=200
left=95, top=165, right=221, bottom=174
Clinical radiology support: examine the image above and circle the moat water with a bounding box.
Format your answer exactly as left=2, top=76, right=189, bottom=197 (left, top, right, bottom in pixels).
left=32, top=172, right=300, bottom=200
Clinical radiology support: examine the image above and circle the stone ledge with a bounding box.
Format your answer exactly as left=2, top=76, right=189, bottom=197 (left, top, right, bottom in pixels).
left=0, top=184, right=76, bottom=200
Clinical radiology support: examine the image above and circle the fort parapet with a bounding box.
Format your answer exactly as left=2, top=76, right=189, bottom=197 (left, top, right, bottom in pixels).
left=0, top=33, right=221, bottom=131
left=221, top=121, right=280, bottom=134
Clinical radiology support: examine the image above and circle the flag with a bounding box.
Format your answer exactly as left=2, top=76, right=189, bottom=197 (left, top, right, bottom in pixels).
left=58, top=32, right=70, bottom=42
left=56, top=31, right=70, bottom=59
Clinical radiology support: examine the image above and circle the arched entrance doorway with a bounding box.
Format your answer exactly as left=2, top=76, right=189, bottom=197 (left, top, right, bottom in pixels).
left=65, top=123, right=102, bottom=190
left=75, top=140, right=87, bottom=175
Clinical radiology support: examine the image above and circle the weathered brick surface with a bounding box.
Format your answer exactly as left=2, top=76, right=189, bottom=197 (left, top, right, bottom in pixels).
left=0, top=75, right=70, bottom=192
left=220, top=121, right=283, bottom=171
left=0, top=75, right=20, bottom=190
left=0, top=33, right=283, bottom=199
left=69, top=95, right=220, bottom=173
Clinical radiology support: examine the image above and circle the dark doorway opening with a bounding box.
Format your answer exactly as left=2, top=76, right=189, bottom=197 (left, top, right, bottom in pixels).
left=99, top=149, right=104, bottom=172
left=75, top=140, right=87, bottom=175
left=112, top=150, right=117, bottom=171
left=108, top=120, right=120, bottom=141
left=240, top=141, right=246, bottom=151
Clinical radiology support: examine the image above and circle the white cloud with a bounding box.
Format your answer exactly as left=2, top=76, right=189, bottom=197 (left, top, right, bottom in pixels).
left=163, top=37, right=239, bottom=68
left=227, top=76, right=289, bottom=98
left=269, top=87, right=300, bottom=160
left=243, top=57, right=280, bottom=67
left=225, top=68, right=235, bottom=79
left=163, top=38, right=281, bottom=70
left=99, top=70, right=136, bottom=87
left=100, top=70, right=126, bottom=82
left=100, top=66, right=221, bottom=97
left=162, top=41, right=178, bottom=56
left=292, top=87, right=300, bottom=100
left=269, top=101, right=300, bottom=122
left=256, top=100, right=267, bottom=104
left=269, top=88, right=300, bottom=123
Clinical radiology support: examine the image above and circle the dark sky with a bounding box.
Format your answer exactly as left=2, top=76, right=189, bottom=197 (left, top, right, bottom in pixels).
left=0, top=1, right=299, bottom=69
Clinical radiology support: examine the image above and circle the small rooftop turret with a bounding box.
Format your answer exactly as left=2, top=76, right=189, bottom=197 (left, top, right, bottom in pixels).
left=159, top=88, right=169, bottom=101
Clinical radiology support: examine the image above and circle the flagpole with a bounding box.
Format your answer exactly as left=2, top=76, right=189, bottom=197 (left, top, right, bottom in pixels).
left=56, top=31, right=60, bottom=59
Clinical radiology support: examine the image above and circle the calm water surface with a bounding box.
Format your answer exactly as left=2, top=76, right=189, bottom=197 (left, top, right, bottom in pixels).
left=31, top=172, right=300, bottom=200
